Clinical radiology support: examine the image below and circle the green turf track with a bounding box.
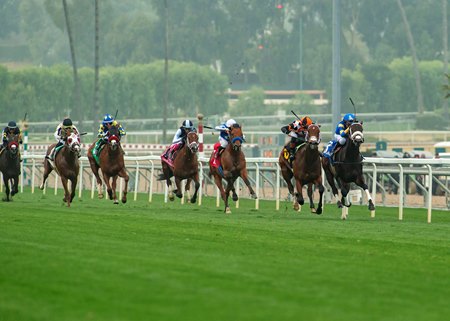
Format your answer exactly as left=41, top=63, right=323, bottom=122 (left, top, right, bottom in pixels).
left=0, top=190, right=449, bottom=321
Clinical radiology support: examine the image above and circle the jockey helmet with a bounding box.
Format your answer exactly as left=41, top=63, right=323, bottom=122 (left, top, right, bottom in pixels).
left=7, top=121, right=17, bottom=129
left=226, top=119, right=237, bottom=128
left=62, top=118, right=73, bottom=128
left=300, top=116, right=313, bottom=128
left=343, top=113, right=356, bottom=123
left=103, top=114, right=114, bottom=124
left=182, top=119, right=194, bottom=129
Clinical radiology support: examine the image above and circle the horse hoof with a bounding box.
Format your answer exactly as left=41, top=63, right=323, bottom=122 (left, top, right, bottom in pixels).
left=176, top=193, right=182, bottom=199
left=122, top=198, right=127, bottom=204
left=114, top=200, right=119, bottom=205
left=316, top=208, right=323, bottom=215
left=293, top=203, right=299, bottom=211
left=39, top=184, right=44, bottom=190
left=2, top=197, right=10, bottom=202
left=225, top=207, right=231, bottom=214
left=98, top=194, right=104, bottom=199
left=169, top=195, right=175, bottom=201
left=251, top=193, right=258, bottom=200
left=370, top=210, right=376, bottom=218
left=298, top=199, right=304, bottom=206
left=232, top=195, right=238, bottom=202
left=190, top=198, right=197, bottom=204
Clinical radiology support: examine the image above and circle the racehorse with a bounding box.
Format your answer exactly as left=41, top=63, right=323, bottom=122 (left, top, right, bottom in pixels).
left=39, top=132, right=81, bottom=207
left=159, top=131, right=200, bottom=203
left=209, top=123, right=257, bottom=214
left=87, top=125, right=129, bottom=204
left=322, top=121, right=375, bottom=219
left=0, top=132, right=21, bottom=201
left=291, top=123, right=324, bottom=214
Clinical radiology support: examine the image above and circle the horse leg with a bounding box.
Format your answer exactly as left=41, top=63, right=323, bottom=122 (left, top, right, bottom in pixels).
left=12, top=176, right=19, bottom=196
left=307, top=183, right=315, bottom=213
left=294, top=178, right=304, bottom=211
left=69, top=176, right=77, bottom=203
left=230, top=184, right=238, bottom=202
left=355, top=176, right=376, bottom=216
left=174, top=177, right=183, bottom=199
left=315, top=179, right=325, bottom=215
left=224, top=178, right=237, bottom=214
left=281, top=165, right=295, bottom=196
left=93, top=165, right=104, bottom=199
left=190, top=173, right=200, bottom=204
left=118, top=168, right=129, bottom=204
left=39, top=160, right=53, bottom=190
left=102, top=172, right=113, bottom=201
left=111, top=175, right=119, bottom=204
left=212, top=174, right=229, bottom=213
left=240, top=169, right=257, bottom=199
left=185, top=178, right=192, bottom=202
left=340, top=182, right=351, bottom=220
left=60, top=176, right=71, bottom=207
left=323, top=166, right=341, bottom=208
left=2, top=175, right=11, bottom=202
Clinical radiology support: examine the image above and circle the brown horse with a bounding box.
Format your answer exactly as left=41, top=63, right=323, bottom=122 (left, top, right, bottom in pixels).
left=291, top=124, right=324, bottom=214
left=159, top=131, right=200, bottom=203
left=209, top=123, right=257, bottom=214
left=279, top=139, right=302, bottom=210
left=0, top=132, right=21, bottom=201
left=39, top=132, right=81, bottom=207
left=322, top=121, right=375, bottom=219
left=87, top=125, right=129, bottom=204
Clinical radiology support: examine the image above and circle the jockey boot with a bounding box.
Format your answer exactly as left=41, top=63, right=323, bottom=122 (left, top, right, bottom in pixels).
left=323, top=140, right=337, bottom=158
left=92, top=140, right=103, bottom=158
left=46, top=147, right=56, bottom=161
left=215, top=146, right=225, bottom=160
left=289, top=142, right=296, bottom=162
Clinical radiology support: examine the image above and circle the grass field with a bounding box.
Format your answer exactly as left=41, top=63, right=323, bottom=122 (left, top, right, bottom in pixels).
left=0, top=190, right=449, bottom=321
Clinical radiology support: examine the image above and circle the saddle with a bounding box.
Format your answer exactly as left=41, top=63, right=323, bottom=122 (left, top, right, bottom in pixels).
left=282, top=143, right=305, bottom=166
left=93, top=141, right=106, bottom=166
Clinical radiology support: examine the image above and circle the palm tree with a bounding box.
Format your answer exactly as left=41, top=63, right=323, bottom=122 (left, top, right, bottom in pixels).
left=93, top=0, right=100, bottom=133
left=396, top=0, right=424, bottom=114
left=62, top=0, right=81, bottom=123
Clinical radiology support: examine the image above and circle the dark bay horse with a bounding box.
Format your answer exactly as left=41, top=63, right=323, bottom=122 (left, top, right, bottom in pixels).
left=0, top=132, right=21, bottom=201
left=322, top=122, right=375, bottom=219
left=291, top=124, right=324, bottom=214
left=209, top=123, right=257, bottom=214
left=40, top=132, right=81, bottom=207
left=87, top=125, right=129, bottom=204
left=159, top=131, right=200, bottom=203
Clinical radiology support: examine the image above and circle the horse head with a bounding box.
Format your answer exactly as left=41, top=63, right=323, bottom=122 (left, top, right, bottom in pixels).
left=66, top=132, right=81, bottom=156
left=348, top=122, right=364, bottom=147
left=229, top=123, right=244, bottom=151
left=6, top=133, right=20, bottom=157
left=107, top=125, right=121, bottom=151
left=186, top=131, right=199, bottom=153
left=305, top=123, right=321, bottom=150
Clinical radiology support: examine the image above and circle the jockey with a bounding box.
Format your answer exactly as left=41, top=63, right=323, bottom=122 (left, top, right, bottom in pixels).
left=280, top=116, right=313, bottom=162
left=47, top=118, right=80, bottom=161
left=1, top=121, right=23, bottom=150
left=163, top=119, right=196, bottom=161
left=323, top=113, right=356, bottom=158
left=213, top=118, right=237, bottom=160
left=93, top=113, right=126, bottom=157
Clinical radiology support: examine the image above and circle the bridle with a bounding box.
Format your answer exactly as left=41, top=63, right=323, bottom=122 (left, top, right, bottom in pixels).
left=305, top=124, right=321, bottom=149
left=229, top=125, right=244, bottom=151
left=186, top=131, right=199, bottom=153
left=107, top=126, right=121, bottom=151
left=349, top=122, right=364, bottom=146
left=66, top=132, right=81, bottom=155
